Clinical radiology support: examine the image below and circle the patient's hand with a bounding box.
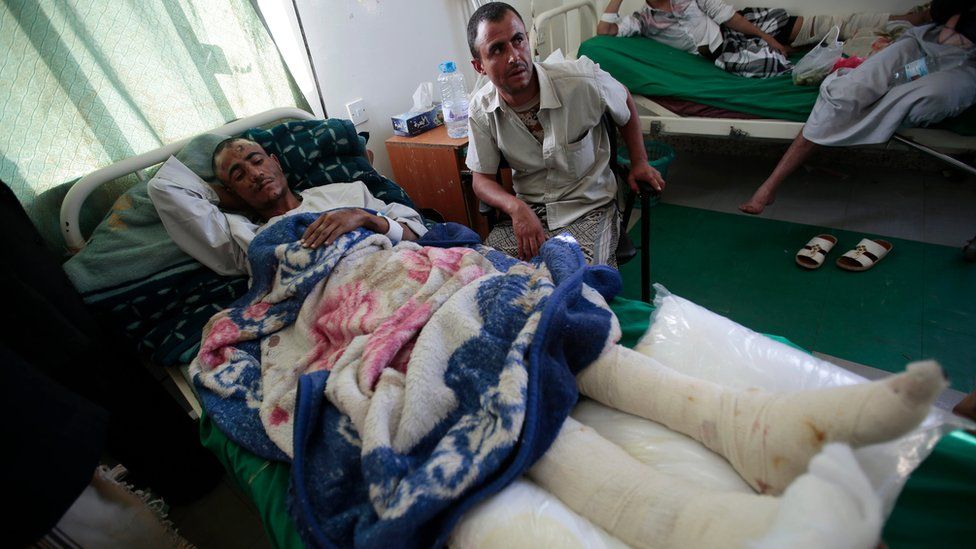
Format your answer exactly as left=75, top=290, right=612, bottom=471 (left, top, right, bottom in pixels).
left=763, top=35, right=791, bottom=57
left=301, top=208, right=382, bottom=248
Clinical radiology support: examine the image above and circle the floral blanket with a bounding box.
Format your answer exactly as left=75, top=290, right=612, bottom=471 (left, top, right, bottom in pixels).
left=191, top=218, right=621, bottom=548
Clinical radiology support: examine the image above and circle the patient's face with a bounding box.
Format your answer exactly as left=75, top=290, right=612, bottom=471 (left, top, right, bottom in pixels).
left=472, top=10, right=535, bottom=101
left=215, top=141, right=289, bottom=209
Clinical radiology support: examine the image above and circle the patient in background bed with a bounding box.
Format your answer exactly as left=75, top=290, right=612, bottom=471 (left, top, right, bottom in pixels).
left=597, top=0, right=930, bottom=78
left=741, top=0, right=976, bottom=215
left=149, top=137, right=427, bottom=276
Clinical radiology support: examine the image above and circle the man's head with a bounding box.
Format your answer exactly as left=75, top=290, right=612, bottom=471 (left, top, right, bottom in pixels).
left=212, top=137, right=290, bottom=209
left=467, top=2, right=535, bottom=102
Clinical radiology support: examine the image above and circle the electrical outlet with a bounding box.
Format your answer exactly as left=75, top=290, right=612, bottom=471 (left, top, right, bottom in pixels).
left=345, top=98, right=368, bottom=125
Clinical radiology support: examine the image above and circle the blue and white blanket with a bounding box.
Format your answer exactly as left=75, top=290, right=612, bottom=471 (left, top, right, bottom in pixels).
left=191, top=217, right=621, bottom=548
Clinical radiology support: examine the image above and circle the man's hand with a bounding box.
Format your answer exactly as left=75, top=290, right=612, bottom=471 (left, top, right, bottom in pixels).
left=510, top=201, right=547, bottom=261
left=301, top=208, right=382, bottom=249
left=763, top=35, right=791, bottom=57
left=627, top=162, right=666, bottom=195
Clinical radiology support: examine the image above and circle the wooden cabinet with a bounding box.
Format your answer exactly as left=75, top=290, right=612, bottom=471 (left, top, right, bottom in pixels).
left=385, top=125, right=490, bottom=239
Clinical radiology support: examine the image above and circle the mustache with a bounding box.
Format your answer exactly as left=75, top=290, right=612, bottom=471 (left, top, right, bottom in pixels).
left=507, top=62, right=529, bottom=75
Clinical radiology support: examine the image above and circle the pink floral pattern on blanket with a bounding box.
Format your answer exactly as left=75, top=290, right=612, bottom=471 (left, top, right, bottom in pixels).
left=193, top=233, right=494, bottom=457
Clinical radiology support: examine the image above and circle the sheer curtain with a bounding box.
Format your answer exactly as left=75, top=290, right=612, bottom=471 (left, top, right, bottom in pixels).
left=0, top=0, right=310, bottom=222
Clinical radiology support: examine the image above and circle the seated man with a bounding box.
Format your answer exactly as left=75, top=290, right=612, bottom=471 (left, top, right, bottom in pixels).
left=597, top=0, right=930, bottom=78
left=741, top=0, right=975, bottom=214
left=466, top=2, right=665, bottom=267
left=149, top=137, right=427, bottom=275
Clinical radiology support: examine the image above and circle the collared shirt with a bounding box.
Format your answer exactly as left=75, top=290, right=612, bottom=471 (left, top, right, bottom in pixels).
left=465, top=56, right=630, bottom=230
left=149, top=156, right=427, bottom=276
left=616, top=0, right=736, bottom=55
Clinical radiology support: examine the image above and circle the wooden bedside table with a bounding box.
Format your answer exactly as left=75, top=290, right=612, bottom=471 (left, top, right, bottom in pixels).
left=385, top=125, right=490, bottom=239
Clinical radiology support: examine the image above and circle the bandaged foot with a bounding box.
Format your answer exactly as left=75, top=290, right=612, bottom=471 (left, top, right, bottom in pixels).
left=529, top=419, right=882, bottom=549
left=577, top=346, right=946, bottom=494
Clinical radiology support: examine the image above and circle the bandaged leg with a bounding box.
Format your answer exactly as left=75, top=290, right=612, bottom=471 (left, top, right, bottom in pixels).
left=576, top=346, right=946, bottom=494
left=529, top=419, right=883, bottom=549
left=792, top=13, right=891, bottom=46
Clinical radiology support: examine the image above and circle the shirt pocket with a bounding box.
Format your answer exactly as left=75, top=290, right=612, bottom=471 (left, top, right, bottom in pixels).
left=563, top=126, right=596, bottom=181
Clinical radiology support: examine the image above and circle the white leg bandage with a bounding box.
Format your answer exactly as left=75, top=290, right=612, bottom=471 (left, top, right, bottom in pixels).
left=576, top=346, right=945, bottom=494
left=528, top=417, right=779, bottom=549
left=529, top=419, right=884, bottom=548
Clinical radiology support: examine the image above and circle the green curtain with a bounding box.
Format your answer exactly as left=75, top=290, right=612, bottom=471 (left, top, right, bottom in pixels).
left=0, top=0, right=310, bottom=235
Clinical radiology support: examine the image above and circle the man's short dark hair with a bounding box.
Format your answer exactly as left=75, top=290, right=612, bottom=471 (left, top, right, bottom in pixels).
left=211, top=137, right=259, bottom=184
left=467, top=2, right=524, bottom=59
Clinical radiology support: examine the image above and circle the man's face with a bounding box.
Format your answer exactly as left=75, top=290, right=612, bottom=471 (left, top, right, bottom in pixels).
left=214, top=141, right=289, bottom=209
left=471, top=10, right=534, bottom=99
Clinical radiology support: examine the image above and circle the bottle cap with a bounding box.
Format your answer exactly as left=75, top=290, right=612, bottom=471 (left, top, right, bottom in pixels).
left=439, top=61, right=457, bottom=73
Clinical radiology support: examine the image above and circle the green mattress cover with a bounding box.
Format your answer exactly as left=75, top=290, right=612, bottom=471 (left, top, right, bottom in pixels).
left=199, top=296, right=976, bottom=548
left=578, top=35, right=976, bottom=135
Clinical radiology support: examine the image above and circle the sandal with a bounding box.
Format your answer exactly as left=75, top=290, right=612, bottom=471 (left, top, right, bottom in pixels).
left=796, top=234, right=838, bottom=269
left=836, top=238, right=893, bottom=272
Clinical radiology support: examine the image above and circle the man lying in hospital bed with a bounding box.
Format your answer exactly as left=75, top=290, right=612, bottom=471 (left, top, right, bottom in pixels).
left=741, top=0, right=976, bottom=214
left=149, top=137, right=427, bottom=276
left=149, top=131, right=953, bottom=548
left=596, top=0, right=929, bottom=77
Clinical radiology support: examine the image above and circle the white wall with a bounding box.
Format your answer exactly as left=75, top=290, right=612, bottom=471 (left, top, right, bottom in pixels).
left=257, top=0, right=326, bottom=118
left=295, top=0, right=553, bottom=177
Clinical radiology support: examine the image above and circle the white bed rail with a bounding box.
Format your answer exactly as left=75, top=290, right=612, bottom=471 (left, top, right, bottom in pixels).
left=60, top=106, right=315, bottom=252
left=530, top=0, right=598, bottom=60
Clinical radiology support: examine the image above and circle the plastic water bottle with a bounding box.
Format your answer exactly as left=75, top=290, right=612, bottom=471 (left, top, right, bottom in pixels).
left=891, top=53, right=965, bottom=86
left=437, top=61, right=469, bottom=139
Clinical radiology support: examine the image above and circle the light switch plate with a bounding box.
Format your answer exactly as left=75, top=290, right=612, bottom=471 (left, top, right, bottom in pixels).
left=345, top=98, right=368, bottom=125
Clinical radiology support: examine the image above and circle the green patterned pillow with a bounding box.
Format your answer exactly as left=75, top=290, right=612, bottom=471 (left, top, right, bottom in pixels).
left=242, top=119, right=417, bottom=210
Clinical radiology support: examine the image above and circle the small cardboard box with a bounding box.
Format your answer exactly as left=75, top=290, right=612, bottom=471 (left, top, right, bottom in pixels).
left=391, top=103, right=443, bottom=137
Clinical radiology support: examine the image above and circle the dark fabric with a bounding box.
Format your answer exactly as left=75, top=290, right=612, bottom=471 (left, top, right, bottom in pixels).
left=0, top=181, right=224, bottom=510
left=2, top=344, right=107, bottom=546
left=776, top=15, right=799, bottom=45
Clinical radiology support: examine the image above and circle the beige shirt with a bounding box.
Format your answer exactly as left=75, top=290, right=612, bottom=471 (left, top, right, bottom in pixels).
left=465, top=56, right=631, bottom=230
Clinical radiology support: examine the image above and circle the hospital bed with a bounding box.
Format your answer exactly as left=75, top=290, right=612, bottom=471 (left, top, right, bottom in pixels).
left=530, top=0, right=976, bottom=175
left=56, top=108, right=975, bottom=547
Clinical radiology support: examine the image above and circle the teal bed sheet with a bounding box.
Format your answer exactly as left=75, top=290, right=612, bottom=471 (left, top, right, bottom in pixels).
left=577, top=35, right=976, bottom=135
left=200, top=296, right=976, bottom=548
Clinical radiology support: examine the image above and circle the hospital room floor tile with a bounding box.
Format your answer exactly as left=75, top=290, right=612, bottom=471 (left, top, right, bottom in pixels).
left=660, top=151, right=976, bottom=248
left=619, top=197, right=975, bottom=392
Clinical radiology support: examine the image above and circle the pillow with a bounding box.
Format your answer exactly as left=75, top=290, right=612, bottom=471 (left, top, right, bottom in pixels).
left=175, top=132, right=231, bottom=183
left=241, top=119, right=417, bottom=210
left=62, top=178, right=192, bottom=295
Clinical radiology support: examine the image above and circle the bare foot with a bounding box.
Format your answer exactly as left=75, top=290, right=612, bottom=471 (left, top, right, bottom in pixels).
left=739, top=193, right=775, bottom=215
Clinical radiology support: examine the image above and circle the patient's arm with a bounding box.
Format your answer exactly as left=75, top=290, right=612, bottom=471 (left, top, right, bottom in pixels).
left=596, top=0, right=625, bottom=35
left=724, top=12, right=790, bottom=55
left=148, top=156, right=252, bottom=276
left=300, top=208, right=417, bottom=249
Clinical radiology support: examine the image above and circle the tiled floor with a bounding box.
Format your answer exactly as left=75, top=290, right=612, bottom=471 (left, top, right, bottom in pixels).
left=167, top=475, right=272, bottom=549
left=660, top=149, right=976, bottom=248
